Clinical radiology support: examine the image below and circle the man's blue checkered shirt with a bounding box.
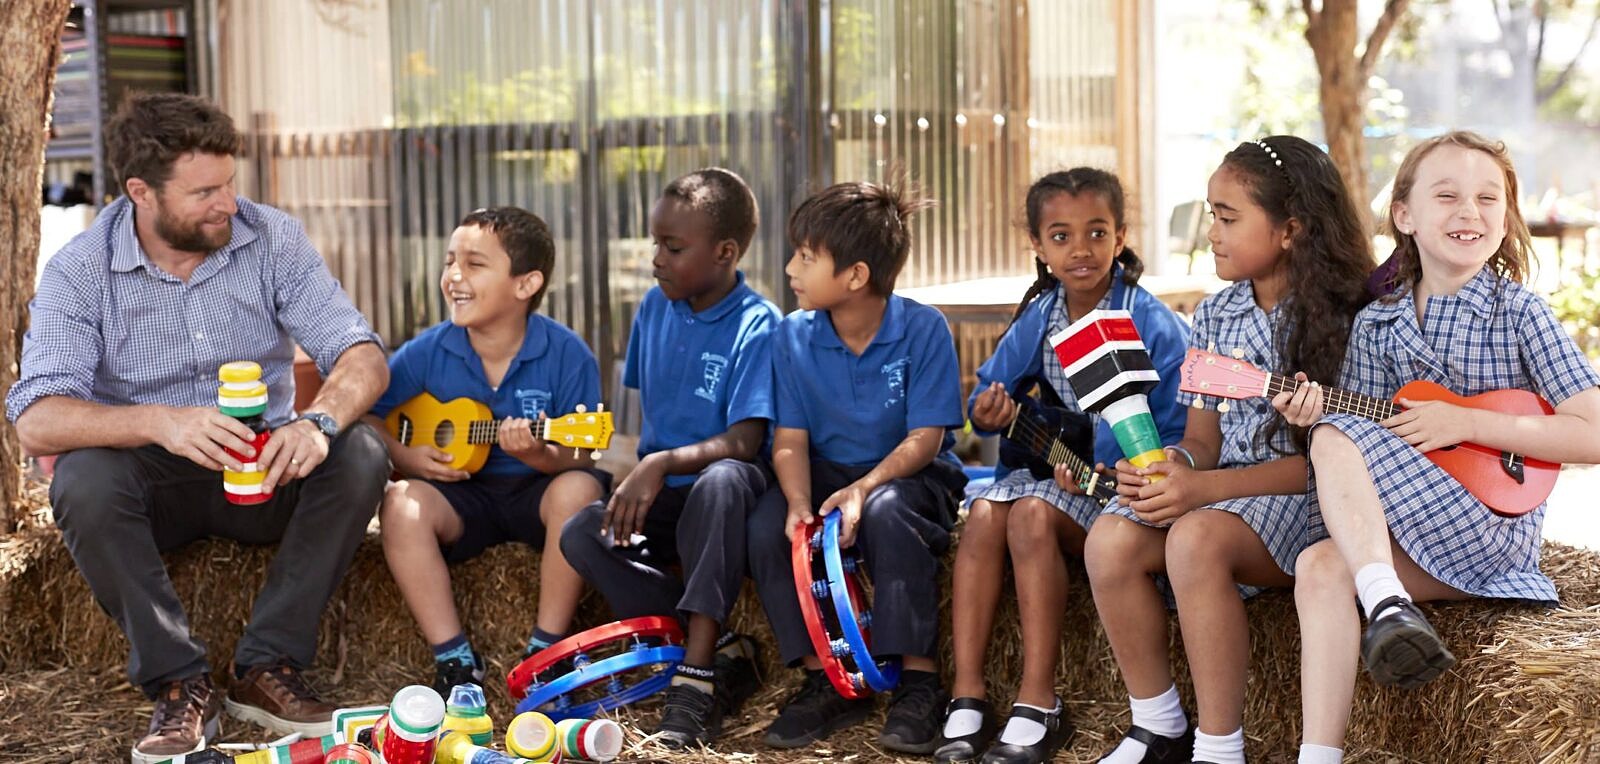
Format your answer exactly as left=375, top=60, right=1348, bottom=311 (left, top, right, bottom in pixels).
left=5, top=196, right=381, bottom=428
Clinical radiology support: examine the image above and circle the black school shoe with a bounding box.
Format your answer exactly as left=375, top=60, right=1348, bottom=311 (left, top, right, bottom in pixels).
left=1096, top=725, right=1194, bottom=763
left=655, top=681, right=721, bottom=749
left=880, top=670, right=949, bottom=754
left=933, top=697, right=998, bottom=764
left=980, top=699, right=1074, bottom=764
left=762, top=669, right=874, bottom=749
left=430, top=651, right=485, bottom=697
left=1360, top=596, right=1457, bottom=689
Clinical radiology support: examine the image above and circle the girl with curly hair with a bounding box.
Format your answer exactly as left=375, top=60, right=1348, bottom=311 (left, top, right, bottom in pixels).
left=1085, top=136, right=1374, bottom=764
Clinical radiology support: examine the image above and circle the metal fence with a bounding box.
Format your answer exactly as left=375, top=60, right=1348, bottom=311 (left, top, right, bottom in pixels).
left=200, top=0, right=1134, bottom=386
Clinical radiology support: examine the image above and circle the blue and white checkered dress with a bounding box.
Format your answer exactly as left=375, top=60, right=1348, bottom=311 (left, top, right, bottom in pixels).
left=974, top=284, right=1108, bottom=531
left=1308, top=268, right=1600, bottom=604
left=1103, top=280, right=1312, bottom=585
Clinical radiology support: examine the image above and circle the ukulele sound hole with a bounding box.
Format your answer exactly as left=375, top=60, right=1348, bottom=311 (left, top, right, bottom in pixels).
left=433, top=420, right=456, bottom=447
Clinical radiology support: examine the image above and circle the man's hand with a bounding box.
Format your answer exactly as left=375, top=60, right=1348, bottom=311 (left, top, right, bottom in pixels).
left=256, top=418, right=331, bottom=488
left=605, top=453, right=668, bottom=546
left=391, top=443, right=471, bottom=482
left=970, top=382, right=1018, bottom=433
left=154, top=406, right=259, bottom=472
left=818, top=481, right=869, bottom=547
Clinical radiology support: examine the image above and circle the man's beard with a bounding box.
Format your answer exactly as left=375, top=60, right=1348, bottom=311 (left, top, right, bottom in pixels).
left=155, top=206, right=231, bottom=253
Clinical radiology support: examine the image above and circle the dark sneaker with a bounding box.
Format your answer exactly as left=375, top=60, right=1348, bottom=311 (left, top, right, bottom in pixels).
left=225, top=662, right=336, bottom=737
left=879, top=673, right=949, bottom=754
left=933, top=697, right=996, bottom=764
left=980, top=699, right=1074, bottom=763
left=655, top=682, right=722, bottom=749
left=1095, top=725, right=1194, bottom=763
left=762, top=670, right=874, bottom=749
left=1360, top=596, right=1457, bottom=689
left=132, top=674, right=222, bottom=763
left=432, top=650, right=487, bottom=697
left=714, top=633, right=764, bottom=715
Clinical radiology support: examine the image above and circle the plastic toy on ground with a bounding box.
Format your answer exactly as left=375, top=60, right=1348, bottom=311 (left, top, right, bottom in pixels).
left=506, top=616, right=685, bottom=720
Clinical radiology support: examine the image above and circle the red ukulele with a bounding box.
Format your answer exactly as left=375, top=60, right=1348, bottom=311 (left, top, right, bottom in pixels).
left=1177, top=348, right=1558, bottom=518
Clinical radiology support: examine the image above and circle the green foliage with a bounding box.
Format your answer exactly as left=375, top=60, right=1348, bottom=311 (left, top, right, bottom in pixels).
left=1550, top=266, right=1600, bottom=358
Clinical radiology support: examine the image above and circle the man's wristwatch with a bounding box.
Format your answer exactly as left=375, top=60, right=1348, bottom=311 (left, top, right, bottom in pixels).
left=295, top=412, right=340, bottom=441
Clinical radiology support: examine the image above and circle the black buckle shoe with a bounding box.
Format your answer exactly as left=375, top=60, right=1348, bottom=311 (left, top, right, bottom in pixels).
left=761, top=670, right=874, bottom=749
left=1096, top=725, right=1194, bottom=763
left=880, top=675, right=949, bottom=754
left=980, top=699, right=1074, bottom=764
left=655, top=682, right=722, bottom=750
left=933, top=697, right=997, bottom=763
left=1360, top=596, right=1457, bottom=688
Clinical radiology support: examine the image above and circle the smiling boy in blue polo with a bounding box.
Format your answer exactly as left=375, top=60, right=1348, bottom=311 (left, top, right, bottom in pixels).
left=367, top=207, right=609, bottom=695
left=747, top=178, right=967, bottom=754
left=560, top=168, right=781, bottom=750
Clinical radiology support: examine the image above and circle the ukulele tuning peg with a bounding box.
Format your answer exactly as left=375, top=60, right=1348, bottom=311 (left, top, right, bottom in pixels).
left=1191, top=398, right=1205, bottom=409
left=596, top=403, right=605, bottom=412
left=1217, top=402, right=1231, bottom=413
left=1231, top=347, right=1245, bottom=359
left=590, top=450, right=603, bottom=461
left=575, top=404, right=588, bottom=413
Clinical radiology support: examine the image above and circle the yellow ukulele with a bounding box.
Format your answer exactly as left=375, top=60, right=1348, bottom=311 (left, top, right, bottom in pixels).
left=384, top=392, right=615, bottom=473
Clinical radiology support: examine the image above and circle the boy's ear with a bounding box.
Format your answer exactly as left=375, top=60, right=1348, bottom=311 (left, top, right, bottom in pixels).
left=516, top=269, right=546, bottom=303
left=845, top=261, right=872, bottom=292
left=714, top=237, right=741, bottom=266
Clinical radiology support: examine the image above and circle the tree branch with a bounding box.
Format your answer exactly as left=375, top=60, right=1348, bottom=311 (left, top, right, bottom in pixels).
left=1360, top=0, right=1412, bottom=79
left=1538, top=7, right=1600, bottom=103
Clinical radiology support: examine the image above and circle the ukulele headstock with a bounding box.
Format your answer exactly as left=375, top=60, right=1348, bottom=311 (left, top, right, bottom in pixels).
left=543, top=404, right=616, bottom=458
left=1178, top=348, right=1269, bottom=404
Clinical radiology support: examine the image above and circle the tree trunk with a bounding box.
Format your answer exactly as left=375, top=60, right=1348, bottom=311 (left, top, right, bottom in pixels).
left=0, top=0, right=71, bottom=532
left=1302, top=0, right=1410, bottom=206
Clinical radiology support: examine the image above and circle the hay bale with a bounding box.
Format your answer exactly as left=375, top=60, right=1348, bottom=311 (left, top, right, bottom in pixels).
left=4, top=521, right=1600, bottom=762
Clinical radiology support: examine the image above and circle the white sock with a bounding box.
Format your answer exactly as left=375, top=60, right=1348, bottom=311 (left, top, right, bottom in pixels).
left=1299, top=743, right=1344, bottom=763
left=1354, top=563, right=1411, bottom=621
left=1192, top=727, right=1245, bottom=764
left=942, top=706, right=984, bottom=739
left=997, top=700, right=1056, bottom=746
left=1099, top=685, right=1187, bottom=764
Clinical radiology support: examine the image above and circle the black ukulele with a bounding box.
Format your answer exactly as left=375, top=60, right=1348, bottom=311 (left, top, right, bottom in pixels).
left=998, top=395, right=1118, bottom=506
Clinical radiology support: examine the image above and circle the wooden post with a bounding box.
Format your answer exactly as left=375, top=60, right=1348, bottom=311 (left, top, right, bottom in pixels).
left=0, top=0, right=73, bottom=531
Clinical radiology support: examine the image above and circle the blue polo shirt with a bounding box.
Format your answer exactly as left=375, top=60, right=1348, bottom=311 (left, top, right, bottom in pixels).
left=774, top=295, right=964, bottom=467
left=372, top=313, right=602, bottom=477
left=625, top=272, right=782, bottom=487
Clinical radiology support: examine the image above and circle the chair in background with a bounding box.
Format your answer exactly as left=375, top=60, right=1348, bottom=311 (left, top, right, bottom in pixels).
left=1168, top=200, right=1208, bottom=274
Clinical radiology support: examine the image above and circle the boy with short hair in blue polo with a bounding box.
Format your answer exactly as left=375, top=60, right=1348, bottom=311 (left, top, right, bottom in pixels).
left=369, top=207, right=609, bottom=695
left=747, top=178, right=968, bottom=754
left=560, top=168, right=780, bottom=749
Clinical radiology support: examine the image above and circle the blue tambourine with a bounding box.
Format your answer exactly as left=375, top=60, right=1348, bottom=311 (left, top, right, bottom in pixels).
left=514, top=642, right=686, bottom=720
left=791, top=511, right=901, bottom=697
left=508, top=615, right=686, bottom=721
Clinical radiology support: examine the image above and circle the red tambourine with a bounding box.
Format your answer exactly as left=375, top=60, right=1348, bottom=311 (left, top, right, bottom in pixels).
left=791, top=517, right=875, bottom=699
left=506, top=615, right=685, bottom=701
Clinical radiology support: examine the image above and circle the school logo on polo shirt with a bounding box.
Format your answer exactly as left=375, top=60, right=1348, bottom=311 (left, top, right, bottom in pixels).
left=696, top=352, right=728, bottom=402
left=881, top=357, right=909, bottom=408
left=516, top=388, right=552, bottom=418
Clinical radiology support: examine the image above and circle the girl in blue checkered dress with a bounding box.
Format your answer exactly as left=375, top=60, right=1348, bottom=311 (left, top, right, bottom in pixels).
left=936, top=169, right=1189, bottom=764
left=1278, top=133, right=1600, bottom=763
left=1086, top=137, right=1375, bottom=764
